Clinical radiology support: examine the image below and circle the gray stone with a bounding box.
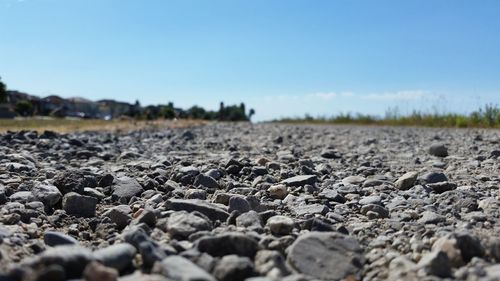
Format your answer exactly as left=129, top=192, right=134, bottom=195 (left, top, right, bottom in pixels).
left=112, top=177, right=144, bottom=203
left=213, top=255, right=255, bottom=281
left=266, top=215, right=294, bottom=235
left=429, top=143, right=448, bottom=157
left=418, top=211, right=445, bottom=224
left=229, top=196, right=251, bottom=213
left=236, top=210, right=262, bottom=230
left=196, top=232, right=259, bottom=258
left=287, top=232, right=364, bottom=280
left=9, top=191, right=35, bottom=203
left=420, top=172, right=448, bottom=184
left=341, top=175, right=365, bottom=185
left=62, top=192, right=98, bottom=217
left=103, top=205, right=132, bottom=229
left=166, top=199, right=229, bottom=222
left=194, top=174, right=219, bottom=189
left=417, top=251, right=451, bottom=277
left=93, top=243, right=137, bottom=272
left=360, top=204, right=389, bottom=218
left=44, top=231, right=79, bottom=246
left=394, top=172, right=418, bottom=190
left=32, top=183, right=62, bottom=206
left=166, top=211, right=212, bottom=239
left=153, top=256, right=215, bottom=281
left=281, top=175, right=317, bottom=187
left=427, top=181, right=457, bottom=193
left=293, top=203, right=329, bottom=217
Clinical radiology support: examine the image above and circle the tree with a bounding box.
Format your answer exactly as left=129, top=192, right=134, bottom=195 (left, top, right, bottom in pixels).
left=0, top=76, right=6, bottom=103
left=15, top=100, right=33, bottom=116
left=248, top=108, right=255, bottom=120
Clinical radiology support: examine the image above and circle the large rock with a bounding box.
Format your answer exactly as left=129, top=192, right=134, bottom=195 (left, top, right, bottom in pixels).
left=281, top=175, right=317, bottom=187
left=165, top=199, right=229, bottom=222
left=112, top=177, right=144, bottom=203
left=153, top=256, right=215, bottom=281
left=287, top=232, right=364, bottom=280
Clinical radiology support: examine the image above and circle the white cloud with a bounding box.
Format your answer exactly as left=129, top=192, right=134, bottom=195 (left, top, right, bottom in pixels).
left=360, top=90, right=434, bottom=101
left=306, top=92, right=337, bottom=100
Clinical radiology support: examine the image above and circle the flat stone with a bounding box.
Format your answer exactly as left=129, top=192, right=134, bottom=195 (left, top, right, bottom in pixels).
left=44, top=231, right=79, bottom=246
left=394, top=171, right=418, bottom=190
left=287, top=232, right=364, bottom=280
left=166, top=199, right=229, bottom=222
left=293, top=203, right=329, bottom=217
left=153, top=256, right=215, bottom=281
left=281, top=175, right=317, bottom=187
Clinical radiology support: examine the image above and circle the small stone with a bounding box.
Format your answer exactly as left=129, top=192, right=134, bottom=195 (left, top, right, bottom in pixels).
left=394, top=172, right=418, bottom=190
left=153, top=256, right=215, bottom=281
left=213, top=255, right=256, bottom=281
left=44, top=231, right=79, bottom=247
left=103, top=205, right=132, bottom=229
left=93, top=243, right=137, bottom=272
left=281, top=175, right=317, bottom=187
left=420, top=172, right=448, bottom=184
left=32, top=183, right=62, bottom=207
left=194, top=174, right=220, bottom=189
left=429, top=143, right=448, bottom=157
left=62, top=192, right=98, bottom=218
left=287, top=232, right=364, bottom=280
left=427, top=181, right=457, bottom=193
left=418, top=211, right=445, bottom=224
left=360, top=204, right=389, bottom=218
left=267, top=185, right=288, bottom=200
left=236, top=210, right=262, bottom=230
left=266, top=215, right=294, bottom=235
left=166, top=211, right=212, bottom=239
left=196, top=232, right=259, bottom=258
left=293, top=204, right=329, bottom=217
left=111, top=177, right=144, bottom=203
left=229, top=196, right=251, bottom=213
left=165, top=199, right=229, bottom=222
left=341, top=175, right=365, bottom=185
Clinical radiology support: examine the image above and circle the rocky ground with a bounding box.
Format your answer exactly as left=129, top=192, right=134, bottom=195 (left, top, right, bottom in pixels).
left=0, top=123, right=499, bottom=281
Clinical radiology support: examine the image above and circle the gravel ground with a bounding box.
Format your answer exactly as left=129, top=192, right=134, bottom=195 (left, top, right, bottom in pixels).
left=0, top=123, right=499, bottom=281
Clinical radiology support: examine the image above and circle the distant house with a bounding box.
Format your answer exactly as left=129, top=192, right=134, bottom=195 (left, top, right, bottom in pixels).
left=97, top=99, right=134, bottom=118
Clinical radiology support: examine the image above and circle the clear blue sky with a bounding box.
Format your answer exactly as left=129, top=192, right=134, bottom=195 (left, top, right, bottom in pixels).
left=1, top=0, right=499, bottom=121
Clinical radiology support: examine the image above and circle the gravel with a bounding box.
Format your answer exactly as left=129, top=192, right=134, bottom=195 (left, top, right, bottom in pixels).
left=0, top=123, right=498, bottom=280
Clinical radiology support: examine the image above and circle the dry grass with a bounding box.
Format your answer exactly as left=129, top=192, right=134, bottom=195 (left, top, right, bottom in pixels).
left=0, top=117, right=207, bottom=133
